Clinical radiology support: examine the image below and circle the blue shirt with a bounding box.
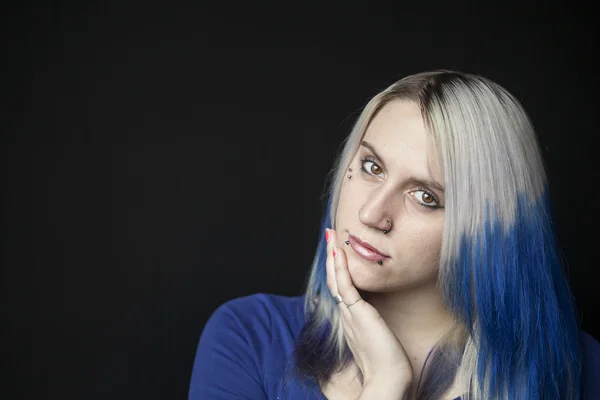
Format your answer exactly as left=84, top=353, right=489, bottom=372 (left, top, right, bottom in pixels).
left=189, top=293, right=600, bottom=399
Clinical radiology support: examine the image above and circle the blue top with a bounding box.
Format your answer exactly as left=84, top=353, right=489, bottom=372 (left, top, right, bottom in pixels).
left=189, top=293, right=600, bottom=399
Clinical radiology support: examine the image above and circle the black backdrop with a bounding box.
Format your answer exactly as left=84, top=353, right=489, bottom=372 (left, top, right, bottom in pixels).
left=3, top=2, right=598, bottom=399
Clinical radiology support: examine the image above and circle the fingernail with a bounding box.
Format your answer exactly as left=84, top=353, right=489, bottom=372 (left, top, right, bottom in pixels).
left=333, top=248, right=337, bottom=258
left=325, top=229, right=330, bottom=242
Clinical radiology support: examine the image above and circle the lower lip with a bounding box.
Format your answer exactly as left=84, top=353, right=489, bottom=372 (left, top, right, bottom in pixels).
left=348, top=236, right=388, bottom=262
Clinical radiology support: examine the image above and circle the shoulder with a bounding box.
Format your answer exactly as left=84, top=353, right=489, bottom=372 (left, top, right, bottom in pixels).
left=581, top=330, right=600, bottom=358
left=206, top=293, right=306, bottom=336
left=220, top=292, right=305, bottom=317
left=189, top=293, right=307, bottom=399
left=197, top=292, right=308, bottom=364
left=581, top=330, right=600, bottom=398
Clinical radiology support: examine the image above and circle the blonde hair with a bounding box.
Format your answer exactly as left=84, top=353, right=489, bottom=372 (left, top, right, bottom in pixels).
left=294, top=70, right=581, bottom=399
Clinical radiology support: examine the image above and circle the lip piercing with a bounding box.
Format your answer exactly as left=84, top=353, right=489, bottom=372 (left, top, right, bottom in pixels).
left=345, top=240, right=383, bottom=265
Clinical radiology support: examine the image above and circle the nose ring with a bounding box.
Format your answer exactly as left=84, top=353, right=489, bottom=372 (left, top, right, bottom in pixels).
left=382, top=219, right=392, bottom=234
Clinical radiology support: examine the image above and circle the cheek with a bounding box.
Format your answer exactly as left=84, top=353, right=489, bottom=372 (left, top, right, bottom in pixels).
left=403, top=223, right=443, bottom=260
left=337, top=179, right=365, bottom=220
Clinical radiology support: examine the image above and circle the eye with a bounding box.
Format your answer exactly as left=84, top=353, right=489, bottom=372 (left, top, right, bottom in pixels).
left=360, top=158, right=383, bottom=176
left=411, top=190, right=441, bottom=209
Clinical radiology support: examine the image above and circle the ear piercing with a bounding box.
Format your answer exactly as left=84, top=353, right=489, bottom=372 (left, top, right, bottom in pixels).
left=347, top=167, right=352, bottom=179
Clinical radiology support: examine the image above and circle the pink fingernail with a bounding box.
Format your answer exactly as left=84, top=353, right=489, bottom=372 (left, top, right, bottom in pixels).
left=325, top=229, right=330, bottom=242
left=333, top=248, right=337, bottom=258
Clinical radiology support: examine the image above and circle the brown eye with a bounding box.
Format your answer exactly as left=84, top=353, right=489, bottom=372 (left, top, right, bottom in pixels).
left=422, top=192, right=433, bottom=203
left=411, top=190, right=440, bottom=209
left=361, top=159, right=384, bottom=177
left=370, top=163, right=382, bottom=175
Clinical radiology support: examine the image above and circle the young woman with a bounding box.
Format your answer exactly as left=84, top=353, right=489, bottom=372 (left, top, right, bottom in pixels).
left=189, top=70, right=600, bottom=399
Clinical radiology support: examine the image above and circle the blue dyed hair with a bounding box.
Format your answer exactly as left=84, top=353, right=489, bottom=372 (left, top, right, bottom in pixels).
left=292, top=70, right=582, bottom=399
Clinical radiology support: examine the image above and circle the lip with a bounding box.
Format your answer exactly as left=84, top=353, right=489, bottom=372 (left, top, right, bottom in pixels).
left=348, top=234, right=390, bottom=262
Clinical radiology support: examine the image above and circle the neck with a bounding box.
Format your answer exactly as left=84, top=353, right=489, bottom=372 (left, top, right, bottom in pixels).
left=362, top=281, right=456, bottom=393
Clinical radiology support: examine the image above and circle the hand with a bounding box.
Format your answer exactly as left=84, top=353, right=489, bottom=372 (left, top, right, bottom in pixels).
left=325, top=228, right=413, bottom=394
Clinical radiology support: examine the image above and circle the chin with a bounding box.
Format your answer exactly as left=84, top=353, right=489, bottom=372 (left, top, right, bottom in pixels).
left=346, top=259, right=390, bottom=292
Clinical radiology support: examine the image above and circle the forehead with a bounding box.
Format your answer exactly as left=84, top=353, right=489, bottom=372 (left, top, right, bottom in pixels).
left=370, top=99, right=424, bottom=131
left=363, top=100, right=440, bottom=173
left=365, top=100, right=425, bottom=146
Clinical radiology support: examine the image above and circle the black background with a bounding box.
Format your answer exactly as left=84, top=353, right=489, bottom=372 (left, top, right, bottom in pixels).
left=2, top=2, right=598, bottom=399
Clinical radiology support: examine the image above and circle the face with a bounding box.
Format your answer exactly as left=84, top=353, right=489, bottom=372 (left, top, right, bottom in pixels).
left=335, top=100, right=445, bottom=293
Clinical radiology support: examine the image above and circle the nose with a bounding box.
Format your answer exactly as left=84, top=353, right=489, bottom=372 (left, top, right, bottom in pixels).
left=358, top=184, right=395, bottom=233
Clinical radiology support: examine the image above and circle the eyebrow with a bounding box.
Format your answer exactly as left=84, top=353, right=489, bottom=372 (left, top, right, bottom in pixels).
left=360, top=140, right=445, bottom=193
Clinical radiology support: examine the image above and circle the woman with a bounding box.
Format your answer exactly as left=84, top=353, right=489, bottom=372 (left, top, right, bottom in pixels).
left=189, top=70, right=600, bottom=399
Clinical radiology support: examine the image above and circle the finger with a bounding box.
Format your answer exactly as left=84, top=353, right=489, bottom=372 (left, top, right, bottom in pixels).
left=332, top=246, right=356, bottom=320
left=333, top=246, right=364, bottom=315
left=325, top=228, right=339, bottom=297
